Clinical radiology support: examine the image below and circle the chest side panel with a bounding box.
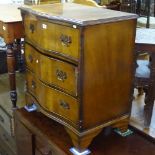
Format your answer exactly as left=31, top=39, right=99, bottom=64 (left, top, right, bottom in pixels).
left=82, top=19, right=136, bottom=129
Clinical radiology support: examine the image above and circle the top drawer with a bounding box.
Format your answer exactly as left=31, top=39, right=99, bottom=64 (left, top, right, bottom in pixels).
left=24, top=15, right=80, bottom=60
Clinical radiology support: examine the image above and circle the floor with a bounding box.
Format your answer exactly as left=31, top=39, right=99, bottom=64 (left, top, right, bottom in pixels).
left=130, top=89, right=155, bottom=139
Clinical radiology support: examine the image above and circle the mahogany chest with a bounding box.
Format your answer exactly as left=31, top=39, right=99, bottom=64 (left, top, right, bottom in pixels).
left=19, top=3, right=137, bottom=152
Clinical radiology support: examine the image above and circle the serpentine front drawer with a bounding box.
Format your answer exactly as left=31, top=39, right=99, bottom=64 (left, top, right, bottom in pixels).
left=20, top=3, right=137, bottom=152
left=26, top=71, right=79, bottom=126
left=24, top=14, right=80, bottom=60
left=25, top=43, right=78, bottom=96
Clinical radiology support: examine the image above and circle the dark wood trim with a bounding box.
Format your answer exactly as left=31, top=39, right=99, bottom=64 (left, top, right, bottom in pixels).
left=19, top=4, right=137, bottom=26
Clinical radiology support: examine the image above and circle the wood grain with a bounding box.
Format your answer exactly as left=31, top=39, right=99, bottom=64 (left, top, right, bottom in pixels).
left=20, top=3, right=137, bottom=151
left=19, top=3, right=137, bottom=26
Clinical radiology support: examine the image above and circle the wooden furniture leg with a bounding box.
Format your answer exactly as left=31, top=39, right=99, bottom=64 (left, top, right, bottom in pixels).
left=6, top=43, right=17, bottom=109
left=143, top=87, right=154, bottom=127
left=135, top=29, right=155, bottom=128
left=65, top=127, right=102, bottom=153
left=143, top=54, right=155, bottom=127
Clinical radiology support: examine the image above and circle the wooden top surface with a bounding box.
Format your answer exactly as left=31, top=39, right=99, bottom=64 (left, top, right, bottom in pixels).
left=19, top=3, right=137, bottom=26
left=135, top=28, right=155, bottom=45
left=0, top=4, right=22, bottom=23
left=15, top=108, right=155, bottom=155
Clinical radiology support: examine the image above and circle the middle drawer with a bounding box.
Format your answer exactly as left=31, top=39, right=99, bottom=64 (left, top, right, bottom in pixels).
left=25, top=43, right=78, bottom=97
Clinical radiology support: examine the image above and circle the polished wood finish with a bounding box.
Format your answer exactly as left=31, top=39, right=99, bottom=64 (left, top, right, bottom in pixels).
left=20, top=3, right=137, bottom=152
left=15, top=108, right=155, bottom=155
left=20, top=3, right=136, bottom=26
left=25, top=43, right=78, bottom=96
left=82, top=19, right=136, bottom=129
left=65, top=127, right=102, bottom=152
left=26, top=71, right=79, bottom=126
left=0, top=4, right=24, bottom=109
left=24, top=15, right=80, bottom=60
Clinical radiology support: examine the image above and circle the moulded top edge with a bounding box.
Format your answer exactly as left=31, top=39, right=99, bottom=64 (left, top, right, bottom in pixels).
left=19, top=3, right=138, bottom=26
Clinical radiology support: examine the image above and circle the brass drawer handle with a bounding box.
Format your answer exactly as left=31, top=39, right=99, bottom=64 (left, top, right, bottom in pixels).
left=29, top=23, right=35, bottom=33
left=60, top=34, right=72, bottom=47
left=59, top=100, right=70, bottom=110
left=31, top=80, right=36, bottom=89
left=56, top=69, right=67, bottom=82
left=0, top=115, right=4, bottom=123
left=28, top=54, right=33, bottom=63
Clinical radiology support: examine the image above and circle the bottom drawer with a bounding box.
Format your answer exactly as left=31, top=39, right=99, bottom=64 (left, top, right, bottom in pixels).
left=26, top=71, right=79, bottom=126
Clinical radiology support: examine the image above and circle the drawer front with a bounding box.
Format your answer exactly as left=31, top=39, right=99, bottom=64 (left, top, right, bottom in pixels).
left=25, top=43, right=40, bottom=74
left=25, top=43, right=78, bottom=96
left=0, top=106, right=12, bottom=135
left=24, top=15, right=80, bottom=60
left=26, top=71, right=37, bottom=97
left=26, top=72, right=79, bottom=125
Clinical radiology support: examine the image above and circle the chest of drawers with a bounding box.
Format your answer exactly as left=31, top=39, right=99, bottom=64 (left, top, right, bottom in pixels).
left=20, top=3, right=137, bottom=152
